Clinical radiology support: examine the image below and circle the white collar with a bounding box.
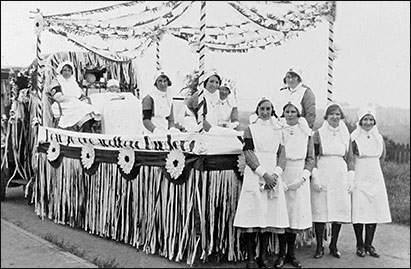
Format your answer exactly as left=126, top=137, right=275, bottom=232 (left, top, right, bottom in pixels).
left=289, top=82, right=302, bottom=93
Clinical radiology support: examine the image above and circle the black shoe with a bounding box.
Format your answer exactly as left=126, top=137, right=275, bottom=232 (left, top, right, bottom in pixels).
left=356, top=246, right=366, bottom=257
left=274, top=255, right=286, bottom=268
left=314, top=246, right=324, bottom=259
left=329, top=245, right=341, bottom=258
left=246, top=260, right=259, bottom=268
left=365, top=245, right=380, bottom=258
left=255, top=257, right=267, bottom=268
left=285, top=254, right=302, bottom=268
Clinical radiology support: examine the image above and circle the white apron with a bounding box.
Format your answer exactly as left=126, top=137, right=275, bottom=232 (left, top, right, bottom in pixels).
left=281, top=123, right=312, bottom=229
left=351, top=132, right=391, bottom=224
left=274, top=83, right=306, bottom=116
left=52, top=76, right=101, bottom=129
left=148, top=90, right=172, bottom=133
left=311, top=125, right=351, bottom=223
left=234, top=120, right=289, bottom=229
left=215, top=95, right=237, bottom=126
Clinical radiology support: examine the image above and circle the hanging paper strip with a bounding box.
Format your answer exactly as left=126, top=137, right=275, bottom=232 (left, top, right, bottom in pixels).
left=34, top=150, right=244, bottom=265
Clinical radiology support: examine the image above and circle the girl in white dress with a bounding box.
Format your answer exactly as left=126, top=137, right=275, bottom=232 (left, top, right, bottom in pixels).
left=274, top=101, right=314, bottom=268
left=351, top=106, right=391, bottom=258
left=234, top=99, right=289, bottom=268
left=310, top=103, right=355, bottom=259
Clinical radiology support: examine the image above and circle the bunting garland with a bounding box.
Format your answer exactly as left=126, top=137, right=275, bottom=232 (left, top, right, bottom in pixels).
left=44, top=2, right=192, bottom=59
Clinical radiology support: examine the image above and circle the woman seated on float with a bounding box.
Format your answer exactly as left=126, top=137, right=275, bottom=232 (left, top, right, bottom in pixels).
left=142, top=71, right=180, bottom=135
left=184, top=69, right=239, bottom=134
left=49, top=61, right=101, bottom=133
left=215, top=79, right=240, bottom=129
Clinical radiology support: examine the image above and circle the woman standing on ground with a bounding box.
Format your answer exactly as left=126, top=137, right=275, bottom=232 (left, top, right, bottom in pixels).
left=350, top=106, right=391, bottom=258
left=274, top=101, right=314, bottom=268
left=310, top=103, right=354, bottom=260
left=234, top=98, right=289, bottom=268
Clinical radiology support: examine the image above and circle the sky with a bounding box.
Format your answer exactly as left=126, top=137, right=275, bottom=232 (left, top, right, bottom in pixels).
left=1, top=1, right=410, bottom=110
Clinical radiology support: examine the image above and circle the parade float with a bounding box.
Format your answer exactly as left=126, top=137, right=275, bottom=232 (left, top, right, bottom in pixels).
left=2, top=1, right=337, bottom=266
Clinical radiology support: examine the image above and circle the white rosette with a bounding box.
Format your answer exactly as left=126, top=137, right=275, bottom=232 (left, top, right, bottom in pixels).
left=118, top=148, right=135, bottom=174
left=237, top=152, right=246, bottom=176
left=165, top=149, right=186, bottom=179
left=81, top=144, right=95, bottom=169
left=47, top=140, right=60, bottom=162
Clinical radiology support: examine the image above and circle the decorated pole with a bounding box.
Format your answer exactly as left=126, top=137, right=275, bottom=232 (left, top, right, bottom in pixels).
left=32, top=9, right=45, bottom=126
left=326, top=1, right=337, bottom=104
left=196, top=1, right=206, bottom=133
left=156, top=39, right=161, bottom=71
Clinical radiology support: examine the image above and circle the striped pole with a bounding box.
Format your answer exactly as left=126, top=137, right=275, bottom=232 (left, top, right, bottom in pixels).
left=326, top=19, right=334, bottom=104
left=196, top=1, right=206, bottom=133
left=33, top=10, right=44, bottom=126
left=156, top=39, right=161, bottom=71
left=326, top=2, right=336, bottom=104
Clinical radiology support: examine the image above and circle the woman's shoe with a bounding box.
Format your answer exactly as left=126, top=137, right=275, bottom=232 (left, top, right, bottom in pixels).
left=365, top=246, right=380, bottom=258
left=329, top=245, right=341, bottom=258
left=356, top=246, right=366, bottom=257
left=246, top=260, right=259, bottom=268
left=314, top=246, right=324, bottom=259
left=273, top=255, right=286, bottom=268
left=286, top=255, right=302, bottom=268
left=255, top=257, right=267, bottom=268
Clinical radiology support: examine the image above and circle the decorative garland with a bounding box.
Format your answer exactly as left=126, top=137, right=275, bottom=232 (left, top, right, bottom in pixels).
left=44, top=2, right=192, bottom=40
left=38, top=142, right=243, bottom=183
left=44, top=1, right=146, bottom=19
left=45, top=2, right=192, bottom=59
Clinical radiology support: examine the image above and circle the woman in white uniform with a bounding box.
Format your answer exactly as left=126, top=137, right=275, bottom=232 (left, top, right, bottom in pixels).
left=351, top=106, right=391, bottom=258
left=215, top=81, right=240, bottom=129
left=142, top=71, right=177, bottom=134
left=274, top=101, right=314, bottom=268
left=185, top=69, right=221, bottom=132
left=50, top=61, right=101, bottom=132
left=234, top=99, right=289, bottom=268
left=310, top=103, right=355, bottom=259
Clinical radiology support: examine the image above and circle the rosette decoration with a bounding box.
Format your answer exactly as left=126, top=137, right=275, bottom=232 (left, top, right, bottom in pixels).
left=118, top=147, right=135, bottom=175
left=165, top=149, right=186, bottom=180
left=47, top=140, right=60, bottom=162
left=81, top=144, right=95, bottom=169
left=47, top=140, right=62, bottom=168
left=81, top=143, right=99, bottom=175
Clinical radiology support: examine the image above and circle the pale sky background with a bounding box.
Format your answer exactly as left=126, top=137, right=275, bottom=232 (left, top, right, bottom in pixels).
left=1, top=1, right=410, bottom=110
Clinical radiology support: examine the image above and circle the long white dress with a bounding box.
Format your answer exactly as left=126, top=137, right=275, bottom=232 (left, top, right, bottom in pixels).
left=311, top=121, right=352, bottom=223
left=234, top=118, right=289, bottom=229
left=281, top=118, right=313, bottom=230
left=351, top=128, right=391, bottom=224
